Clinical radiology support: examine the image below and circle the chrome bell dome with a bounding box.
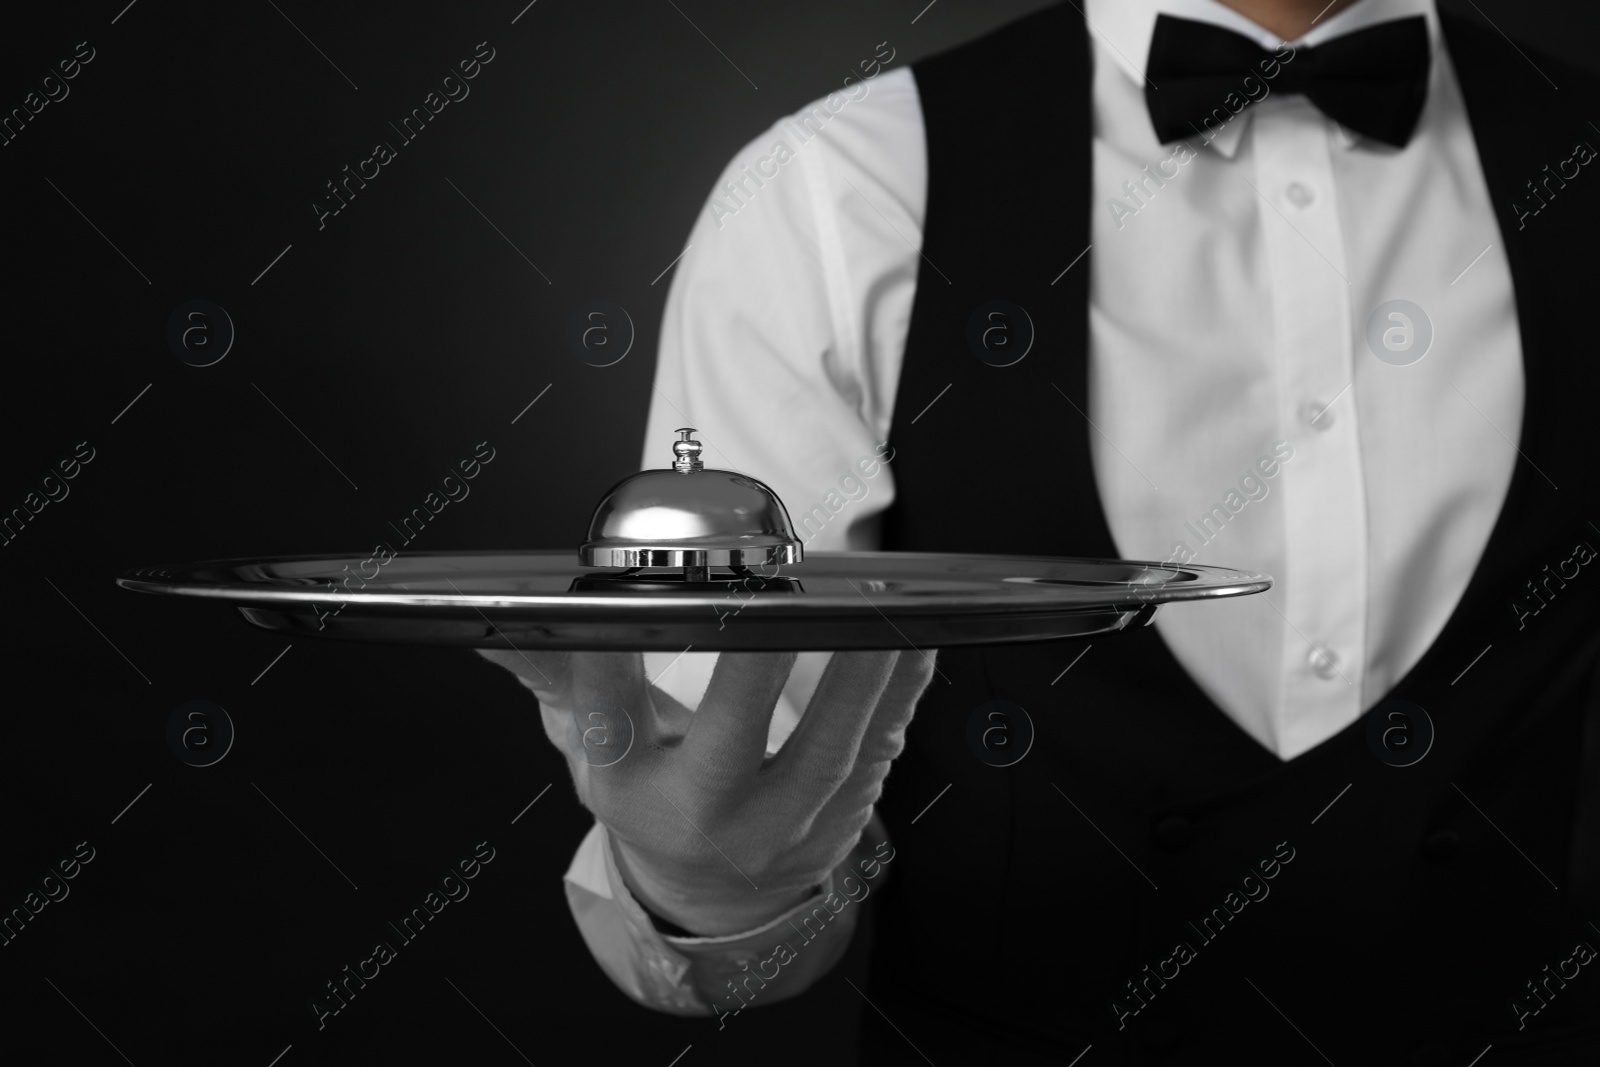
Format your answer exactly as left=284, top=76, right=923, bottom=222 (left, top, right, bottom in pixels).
left=579, top=428, right=803, bottom=581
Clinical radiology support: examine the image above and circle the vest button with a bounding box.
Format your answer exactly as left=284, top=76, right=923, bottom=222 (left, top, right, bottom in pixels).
left=1409, top=1042, right=1453, bottom=1066
left=1420, top=830, right=1461, bottom=863
left=1153, top=816, right=1194, bottom=850
left=1143, top=1018, right=1180, bottom=1050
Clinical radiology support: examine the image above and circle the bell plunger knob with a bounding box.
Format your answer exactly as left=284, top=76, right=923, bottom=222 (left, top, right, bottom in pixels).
left=672, top=428, right=705, bottom=473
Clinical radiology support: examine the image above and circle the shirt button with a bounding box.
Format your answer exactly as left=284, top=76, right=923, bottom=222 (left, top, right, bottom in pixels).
left=1298, top=399, right=1334, bottom=430
left=1307, top=645, right=1340, bottom=679
left=1285, top=181, right=1315, bottom=208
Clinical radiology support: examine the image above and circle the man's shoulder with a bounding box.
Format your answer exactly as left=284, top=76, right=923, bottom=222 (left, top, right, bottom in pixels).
left=701, top=62, right=924, bottom=233
left=682, top=63, right=924, bottom=270
left=772, top=60, right=922, bottom=158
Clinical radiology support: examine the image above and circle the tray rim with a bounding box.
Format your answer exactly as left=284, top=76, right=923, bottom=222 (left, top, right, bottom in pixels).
left=116, top=549, right=1272, bottom=616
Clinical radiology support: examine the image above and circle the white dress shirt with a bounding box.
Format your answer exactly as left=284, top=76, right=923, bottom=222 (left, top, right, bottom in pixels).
left=641, top=0, right=1521, bottom=760
left=569, top=0, right=1524, bottom=1011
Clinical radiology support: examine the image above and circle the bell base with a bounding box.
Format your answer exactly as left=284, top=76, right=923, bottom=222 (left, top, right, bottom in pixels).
left=578, top=544, right=802, bottom=569
left=116, top=550, right=1272, bottom=651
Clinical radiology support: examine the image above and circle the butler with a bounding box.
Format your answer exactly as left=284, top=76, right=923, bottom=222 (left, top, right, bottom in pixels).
left=481, top=0, right=1600, bottom=1062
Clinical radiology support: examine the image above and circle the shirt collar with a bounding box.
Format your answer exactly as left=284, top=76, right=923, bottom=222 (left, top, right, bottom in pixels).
left=1084, top=0, right=1439, bottom=157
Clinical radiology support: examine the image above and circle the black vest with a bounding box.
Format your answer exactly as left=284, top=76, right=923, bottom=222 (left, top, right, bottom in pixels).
left=868, top=7, right=1600, bottom=1064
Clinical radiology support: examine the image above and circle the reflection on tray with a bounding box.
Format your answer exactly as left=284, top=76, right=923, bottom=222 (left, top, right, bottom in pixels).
left=568, top=567, right=803, bottom=594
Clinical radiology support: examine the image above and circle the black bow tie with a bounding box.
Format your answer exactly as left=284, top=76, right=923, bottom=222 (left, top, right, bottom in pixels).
left=1143, top=14, right=1430, bottom=148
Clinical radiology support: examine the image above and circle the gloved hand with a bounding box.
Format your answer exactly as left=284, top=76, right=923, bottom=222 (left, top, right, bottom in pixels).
left=478, top=647, right=936, bottom=935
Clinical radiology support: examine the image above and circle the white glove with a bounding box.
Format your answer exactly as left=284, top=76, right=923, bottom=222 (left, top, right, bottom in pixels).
left=478, top=648, right=936, bottom=935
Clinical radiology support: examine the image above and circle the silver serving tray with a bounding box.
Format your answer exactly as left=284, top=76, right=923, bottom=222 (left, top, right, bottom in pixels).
left=116, top=550, right=1271, bottom=651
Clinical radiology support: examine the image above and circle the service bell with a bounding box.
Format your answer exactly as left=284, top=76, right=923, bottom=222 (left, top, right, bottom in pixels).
left=578, top=428, right=803, bottom=584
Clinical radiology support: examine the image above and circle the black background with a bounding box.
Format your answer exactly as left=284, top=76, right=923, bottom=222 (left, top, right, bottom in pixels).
left=0, top=2, right=1594, bottom=1064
